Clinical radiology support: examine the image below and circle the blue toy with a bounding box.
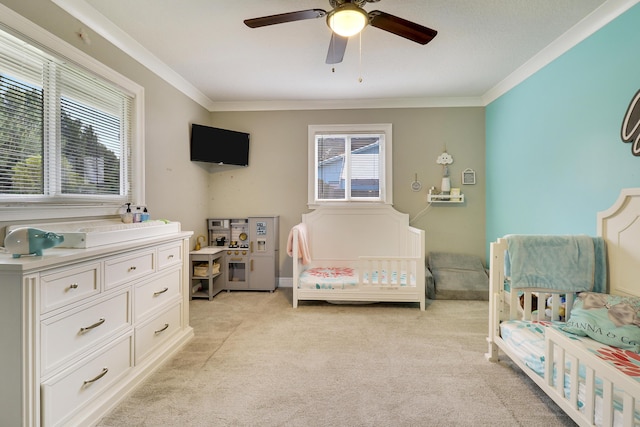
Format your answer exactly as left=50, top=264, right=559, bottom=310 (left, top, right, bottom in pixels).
left=4, top=227, right=64, bottom=258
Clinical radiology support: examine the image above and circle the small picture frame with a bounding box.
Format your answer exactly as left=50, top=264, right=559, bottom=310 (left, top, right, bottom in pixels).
left=462, top=168, right=476, bottom=185
left=450, top=188, right=461, bottom=201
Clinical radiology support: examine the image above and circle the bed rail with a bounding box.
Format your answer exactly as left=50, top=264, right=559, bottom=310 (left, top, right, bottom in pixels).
left=358, top=256, right=421, bottom=287
left=487, top=238, right=507, bottom=361
left=545, top=327, right=640, bottom=427
left=355, top=225, right=424, bottom=287
left=516, top=292, right=574, bottom=321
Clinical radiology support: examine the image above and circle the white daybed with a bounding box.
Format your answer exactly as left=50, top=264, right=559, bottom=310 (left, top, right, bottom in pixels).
left=486, top=188, right=640, bottom=426
left=289, top=205, right=426, bottom=310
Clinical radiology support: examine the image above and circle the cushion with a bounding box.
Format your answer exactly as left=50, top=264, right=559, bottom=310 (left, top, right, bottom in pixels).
left=431, top=268, right=489, bottom=300
left=428, top=251, right=488, bottom=301
left=562, top=292, right=640, bottom=352
left=425, top=267, right=435, bottom=300
left=428, top=251, right=485, bottom=271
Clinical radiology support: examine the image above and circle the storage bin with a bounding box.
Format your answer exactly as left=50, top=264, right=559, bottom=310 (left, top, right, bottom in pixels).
left=193, top=263, right=209, bottom=277
left=194, top=262, right=220, bottom=277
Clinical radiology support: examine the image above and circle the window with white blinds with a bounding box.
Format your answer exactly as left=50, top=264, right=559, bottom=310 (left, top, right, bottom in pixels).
left=0, top=26, right=132, bottom=204
left=308, top=124, right=392, bottom=206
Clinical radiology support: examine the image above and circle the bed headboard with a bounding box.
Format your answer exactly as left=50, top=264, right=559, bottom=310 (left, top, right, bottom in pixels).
left=597, top=188, right=640, bottom=297
left=301, top=205, right=413, bottom=260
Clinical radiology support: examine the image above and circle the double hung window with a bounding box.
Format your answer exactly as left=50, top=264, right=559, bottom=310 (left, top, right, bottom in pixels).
left=308, top=124, right=392, bottom=206
left=0, top=13, right=143, bottom=221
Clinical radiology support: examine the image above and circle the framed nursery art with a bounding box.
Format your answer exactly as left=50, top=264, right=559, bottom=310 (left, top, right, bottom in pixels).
left=462, top=168, right=476, bottom=185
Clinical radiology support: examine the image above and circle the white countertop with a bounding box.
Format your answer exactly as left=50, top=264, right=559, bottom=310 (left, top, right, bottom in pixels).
left=0, top=231, right=193, bottom=272
left=190, top=246, right=227, bottom=255
left=190, top=246, right=250, bottom=255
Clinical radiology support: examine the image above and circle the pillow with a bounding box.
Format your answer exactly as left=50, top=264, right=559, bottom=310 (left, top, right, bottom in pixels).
left=562, top=292, right=640, bottom=352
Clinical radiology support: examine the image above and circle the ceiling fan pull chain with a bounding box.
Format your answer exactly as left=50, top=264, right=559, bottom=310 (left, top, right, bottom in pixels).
left=358, top=32, right=363, bottom=83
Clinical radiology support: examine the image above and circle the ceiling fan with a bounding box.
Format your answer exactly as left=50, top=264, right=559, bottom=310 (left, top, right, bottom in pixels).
left=244, top=0, right=438, bottom=64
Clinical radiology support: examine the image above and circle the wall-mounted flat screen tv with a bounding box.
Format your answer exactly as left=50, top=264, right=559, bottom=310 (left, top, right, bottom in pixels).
left=190, top=124, right=250, bottom=166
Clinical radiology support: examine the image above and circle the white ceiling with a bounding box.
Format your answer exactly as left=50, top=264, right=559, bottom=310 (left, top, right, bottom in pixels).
left=53, top=0, right=637, bottom=111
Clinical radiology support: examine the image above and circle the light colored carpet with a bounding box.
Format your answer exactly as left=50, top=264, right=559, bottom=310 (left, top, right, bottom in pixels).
left=97, top=289, right=576, bottom=426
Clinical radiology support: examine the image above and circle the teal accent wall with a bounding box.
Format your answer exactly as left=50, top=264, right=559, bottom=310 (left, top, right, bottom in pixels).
left=486, top=4, right=640, bottom=254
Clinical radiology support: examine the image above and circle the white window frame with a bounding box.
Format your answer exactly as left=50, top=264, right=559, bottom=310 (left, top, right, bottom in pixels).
left=308, top=123, right=392, bottom=208
left=0, top=3, right=144, bottom=222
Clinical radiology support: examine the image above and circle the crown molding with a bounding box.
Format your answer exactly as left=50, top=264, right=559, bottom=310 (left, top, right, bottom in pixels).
left=208, top=96, right=485, bottom=112
left=482, top=0, right=640, bottom=105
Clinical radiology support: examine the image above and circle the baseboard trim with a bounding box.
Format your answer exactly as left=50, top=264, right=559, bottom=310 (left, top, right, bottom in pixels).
left=278, top=277, right=293, bottom=288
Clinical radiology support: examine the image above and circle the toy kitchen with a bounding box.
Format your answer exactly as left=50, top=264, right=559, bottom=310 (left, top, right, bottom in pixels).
left=190, top=216, right=279, bottom=300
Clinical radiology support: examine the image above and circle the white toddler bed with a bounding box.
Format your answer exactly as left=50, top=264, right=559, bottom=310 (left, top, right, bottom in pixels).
left=486, top=188, right=640, bottom=426
left=288, top=205, right=426, bottom=310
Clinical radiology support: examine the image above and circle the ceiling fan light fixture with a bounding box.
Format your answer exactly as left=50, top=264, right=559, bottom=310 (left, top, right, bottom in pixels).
left=327, top=4, right=368, bottom=37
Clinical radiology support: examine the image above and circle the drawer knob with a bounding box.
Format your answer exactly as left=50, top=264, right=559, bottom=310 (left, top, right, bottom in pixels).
left=83, top=367, right=109, bottom=385
left=128, top=266, right=137, bottom=272
left=153, top=287, right=169, bottom=296
left=68, top=283, right=79, bottom=290
left=167, top=254, right=174, bottom=259
left=154, top=323, right=169, bottom=334
left=79, top=317, right=106, bottom=333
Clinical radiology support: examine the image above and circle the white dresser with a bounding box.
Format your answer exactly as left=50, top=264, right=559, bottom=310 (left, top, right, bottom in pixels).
left=0, top=230, right=193, bottom=426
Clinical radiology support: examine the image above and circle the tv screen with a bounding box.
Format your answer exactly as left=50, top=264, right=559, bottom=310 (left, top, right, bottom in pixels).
left=190, top=124, right=250, bottom=166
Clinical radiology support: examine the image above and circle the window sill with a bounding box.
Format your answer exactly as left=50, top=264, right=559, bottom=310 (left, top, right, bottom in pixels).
left=307, top=201, right=393, bottom=210
left=0, top=204, right=121, bottom=223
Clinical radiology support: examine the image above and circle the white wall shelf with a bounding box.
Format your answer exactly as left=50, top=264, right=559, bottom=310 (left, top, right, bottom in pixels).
left=428, top=194, right=465, bottom=203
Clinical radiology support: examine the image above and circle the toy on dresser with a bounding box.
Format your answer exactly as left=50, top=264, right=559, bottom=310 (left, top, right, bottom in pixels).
left=3, top=227, right=64, bottom=258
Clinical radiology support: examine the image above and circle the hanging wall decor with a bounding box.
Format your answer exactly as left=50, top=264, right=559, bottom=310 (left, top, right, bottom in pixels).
left=436, top=151, right=453, bottom=195
left=462, top=168, right=476, bottom=185
left=621, top=89, right=640, bottom=156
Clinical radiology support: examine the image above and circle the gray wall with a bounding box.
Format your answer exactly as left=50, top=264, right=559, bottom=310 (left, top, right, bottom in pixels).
left=209, top=108, right=486, bottom=278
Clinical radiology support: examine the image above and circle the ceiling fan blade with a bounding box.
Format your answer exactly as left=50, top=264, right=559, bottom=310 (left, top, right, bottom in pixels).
left=244, top=9, right=326, bottom=28
left=368, top=10, right=437, bottom=45
left=326, top=33, right=348, bottom=64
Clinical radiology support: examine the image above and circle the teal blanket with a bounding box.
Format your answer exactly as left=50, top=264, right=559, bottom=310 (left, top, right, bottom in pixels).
left=505, top=235, right=605, bottom=292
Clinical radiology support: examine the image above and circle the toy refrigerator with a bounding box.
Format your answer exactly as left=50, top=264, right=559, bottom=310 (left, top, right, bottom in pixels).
left=248, top=216, right=279, bottom=291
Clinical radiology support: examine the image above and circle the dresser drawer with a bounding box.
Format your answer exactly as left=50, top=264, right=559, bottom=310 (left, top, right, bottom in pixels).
left=41, top=290, right=131, bottom=375
left=135, top=302, right=182, bottom=363
left=134, top=268, right=181, bottom=322
left=157, top=242, right=183, bottom=270
left=40, top=262, right=101, bottom=314
left=104, top=250, right=155, bottom=290
left=41, top=333, right=133, bottom=427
